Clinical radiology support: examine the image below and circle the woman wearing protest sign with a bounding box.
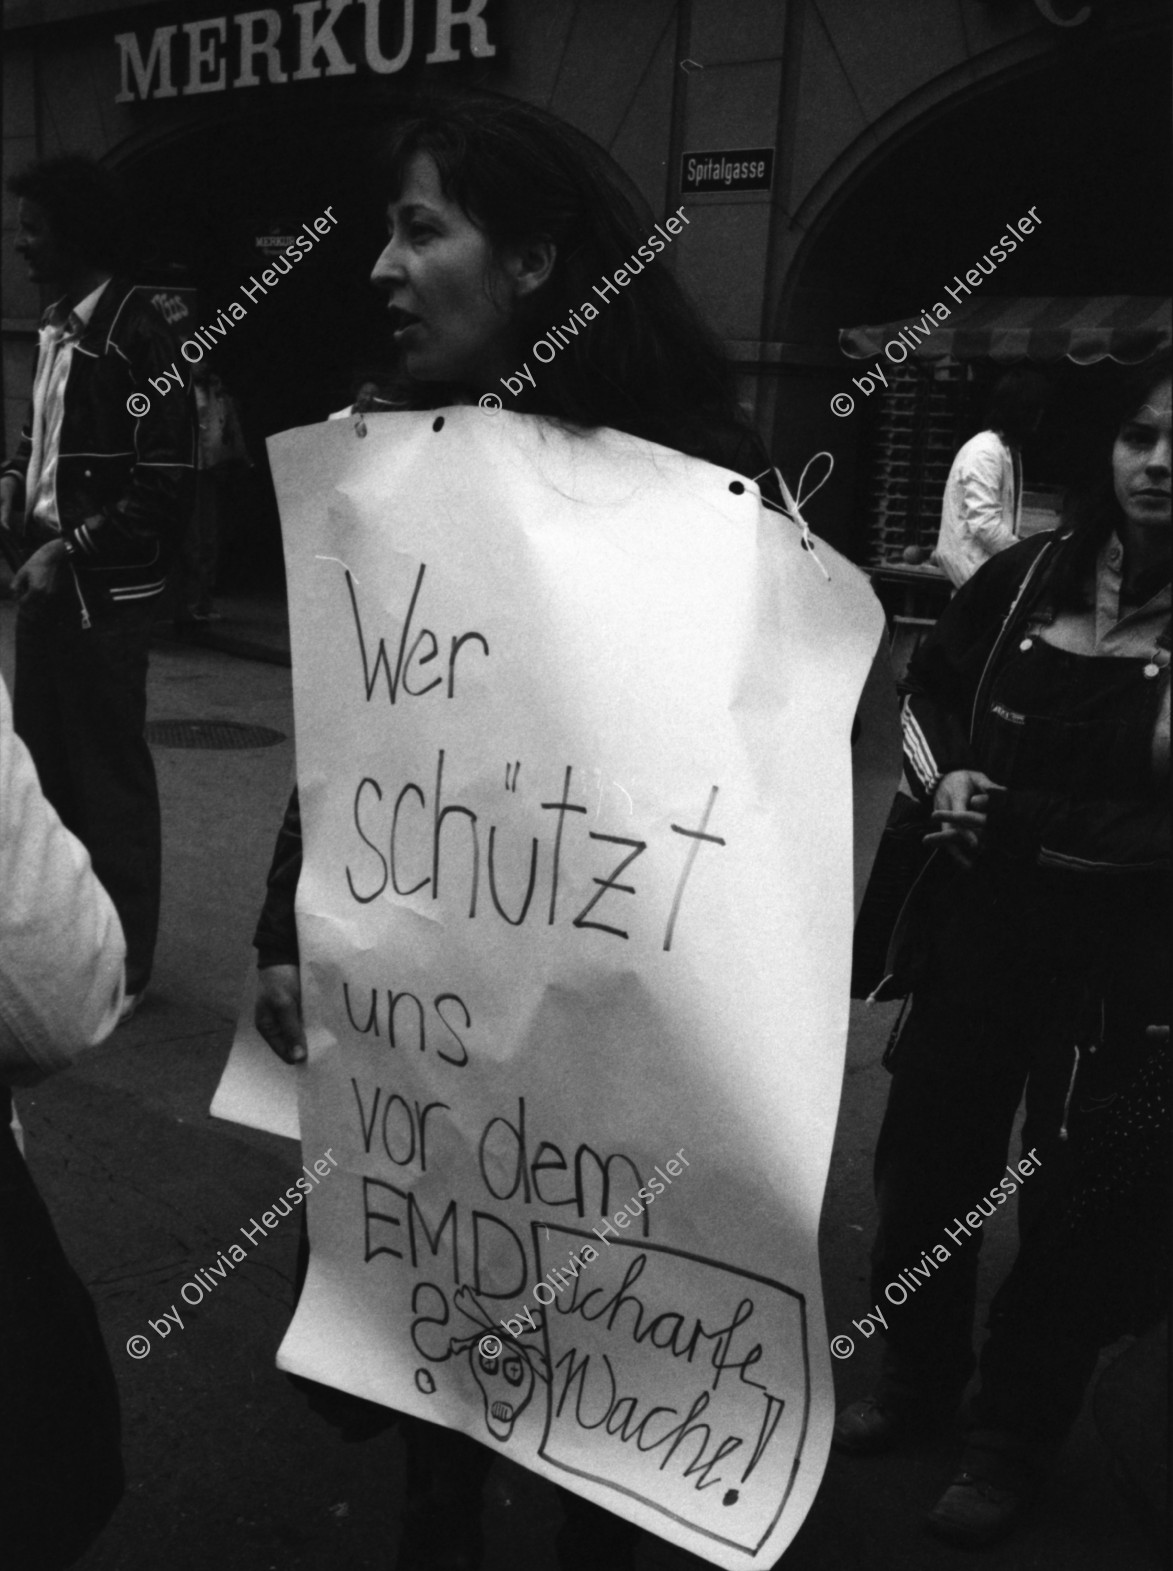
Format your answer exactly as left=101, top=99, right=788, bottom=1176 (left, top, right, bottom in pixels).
left=836, top=357, right=1170, bottom=1547
left=252, top=95, right=782, bottom=1571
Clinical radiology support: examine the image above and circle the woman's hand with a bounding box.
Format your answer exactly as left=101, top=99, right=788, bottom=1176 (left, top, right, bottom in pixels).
left=924, top=769, right=1006, bottom=869
left=255, top=964, right=307, bottom=1064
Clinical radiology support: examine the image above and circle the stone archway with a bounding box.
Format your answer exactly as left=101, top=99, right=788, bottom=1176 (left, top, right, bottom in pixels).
left=774, top=21, right=1168, bottom=347
left=757, top=16, right=1169, bottom=556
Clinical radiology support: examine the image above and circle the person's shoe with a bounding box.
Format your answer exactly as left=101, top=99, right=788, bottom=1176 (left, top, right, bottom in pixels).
left=555, top=1503, right=640, bottom=1571
left=118, top=990, right=144, bottom=1024
left=395, top=1426, right=490, bottom=1571
left=394, top=1502, right=483, bottom=1570
left=833, top=1395, right=952, bottom=1455
left=926, top=1442, right=1039, bottom=1547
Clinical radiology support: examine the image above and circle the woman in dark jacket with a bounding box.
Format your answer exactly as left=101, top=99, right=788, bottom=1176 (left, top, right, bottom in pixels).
left=836, top=357, right=1170, bottom=1548
left=251, top=94, right=783, bottom=1571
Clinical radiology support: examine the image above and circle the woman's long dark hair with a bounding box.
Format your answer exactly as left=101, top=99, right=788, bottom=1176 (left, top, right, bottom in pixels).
left=376, top=96, right=763, bottom=470
left=1051, top=352, right=1172, bottom=607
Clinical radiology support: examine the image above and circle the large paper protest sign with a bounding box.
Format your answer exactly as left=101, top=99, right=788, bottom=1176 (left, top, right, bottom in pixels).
left=267, top=409, right=890, bottom=1567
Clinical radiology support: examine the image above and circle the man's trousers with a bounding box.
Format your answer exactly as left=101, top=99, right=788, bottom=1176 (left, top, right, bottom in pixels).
left=14, top=597, right=160, bottom=993
left=868, top=960, right=1139, bottom=1416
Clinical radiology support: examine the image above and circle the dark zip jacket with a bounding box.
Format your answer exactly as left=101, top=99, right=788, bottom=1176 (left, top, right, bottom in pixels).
left=900, top=531, right=1169, bottom=871
left=884, top=530, right=1169, bottom=1008
left=1, top=279, right=196, bottom=619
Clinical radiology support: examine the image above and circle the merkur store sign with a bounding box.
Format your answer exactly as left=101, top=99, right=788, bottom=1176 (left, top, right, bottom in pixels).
left=114, top=0, right=497, bottom=102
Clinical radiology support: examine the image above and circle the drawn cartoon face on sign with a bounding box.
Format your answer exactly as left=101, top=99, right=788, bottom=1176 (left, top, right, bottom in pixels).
left=442, top=1287, right=548, bottom=1443
left=471, top=1339, right=535, bottom=1440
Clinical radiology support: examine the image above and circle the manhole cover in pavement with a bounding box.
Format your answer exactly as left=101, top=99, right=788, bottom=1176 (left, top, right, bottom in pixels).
left=145, top=719, right=287, bottom=750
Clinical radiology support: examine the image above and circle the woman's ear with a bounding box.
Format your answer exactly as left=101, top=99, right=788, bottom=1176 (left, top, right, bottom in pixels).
left=503, top=237, right=556, bottom=301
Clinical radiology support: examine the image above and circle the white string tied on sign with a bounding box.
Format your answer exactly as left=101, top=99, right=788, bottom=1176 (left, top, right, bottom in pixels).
left=752, top=451, right=834, bottom=580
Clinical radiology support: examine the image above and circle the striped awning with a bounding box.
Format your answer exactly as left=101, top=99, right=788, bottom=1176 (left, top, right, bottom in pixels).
left=839, top=297, right=1171, bottom=365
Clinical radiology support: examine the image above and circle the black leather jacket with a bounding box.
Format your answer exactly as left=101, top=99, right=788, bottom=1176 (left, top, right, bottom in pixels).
left=901, top=531, right=1169, bottom=872
left=1, top=279, right=196, bottom=621
left=884, top=530, right=1170, bottom=1012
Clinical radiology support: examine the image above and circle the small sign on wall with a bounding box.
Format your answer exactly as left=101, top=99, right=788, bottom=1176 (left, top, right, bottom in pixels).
left=255, top=225, right=299, bottom=259
left=681, top=148, right=774, bottom=194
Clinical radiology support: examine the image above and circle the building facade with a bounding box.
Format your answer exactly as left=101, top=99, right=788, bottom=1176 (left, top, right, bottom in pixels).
left=4, top=0, right=1169, bottom=571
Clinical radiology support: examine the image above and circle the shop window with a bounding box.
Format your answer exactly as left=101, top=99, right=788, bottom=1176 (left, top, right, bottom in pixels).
left=863, top=358, right=973, bottom=568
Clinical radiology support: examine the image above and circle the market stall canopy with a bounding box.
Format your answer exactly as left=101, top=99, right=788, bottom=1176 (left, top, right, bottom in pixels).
left=840, top=297, right=1171, bottom=365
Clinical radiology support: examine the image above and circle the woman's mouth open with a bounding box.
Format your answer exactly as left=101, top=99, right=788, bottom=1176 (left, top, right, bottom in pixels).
left=388, top=307, right=422, bottom=343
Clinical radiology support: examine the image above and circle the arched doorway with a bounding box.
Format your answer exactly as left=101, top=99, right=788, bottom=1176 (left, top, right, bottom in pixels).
left=765, top=24, right=1171, bottom=559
